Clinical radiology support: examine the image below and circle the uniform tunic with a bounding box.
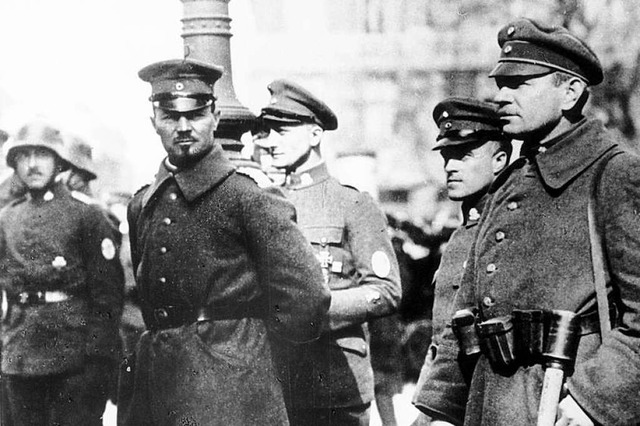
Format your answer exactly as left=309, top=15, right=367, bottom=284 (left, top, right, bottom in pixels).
left=432, top=119, right=640, bottom=426
left=274, top=161, right=401, bottom=411
left=412, top=197, right=487, bottom=425
left=0, top=182, right=124, bottom=375
left=119, top=145, right=330, bottom=426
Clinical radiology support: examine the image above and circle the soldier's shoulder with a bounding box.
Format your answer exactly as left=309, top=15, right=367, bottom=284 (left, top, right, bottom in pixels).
left=234, top=166, right=275, bottom=189
left=133, top=183, right=151, bottom=197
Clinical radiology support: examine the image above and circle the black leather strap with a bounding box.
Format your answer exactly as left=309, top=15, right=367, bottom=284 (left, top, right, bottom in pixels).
left=147, top=300, right=265, bottom=331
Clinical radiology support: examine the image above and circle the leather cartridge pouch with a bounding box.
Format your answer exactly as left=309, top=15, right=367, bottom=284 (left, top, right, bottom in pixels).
left=477, top=315, right=516, bottom=369
left=452, top=308, right=481, bottom=356
left=512, top=309, right=546, bottom=366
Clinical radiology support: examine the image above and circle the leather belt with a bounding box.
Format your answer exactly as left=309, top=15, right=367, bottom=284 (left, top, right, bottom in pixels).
left=11, top=290, right=72, bottom=305
left=579, top=304, right=618, bottom=336
left=147, top=301, right=264, bottom=331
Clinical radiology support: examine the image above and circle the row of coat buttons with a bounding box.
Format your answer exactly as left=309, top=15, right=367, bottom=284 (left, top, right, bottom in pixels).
left=482, top=201, right=520, bottom=308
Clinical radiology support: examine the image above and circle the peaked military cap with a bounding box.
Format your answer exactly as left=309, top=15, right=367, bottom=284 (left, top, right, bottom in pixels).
left=489, top=18, right=603, bottom=85
left=260, top=79, right=338, bottom=131
left=432, top=97, right=504, bottom=150
left=138, top=58, right=224, bottom=112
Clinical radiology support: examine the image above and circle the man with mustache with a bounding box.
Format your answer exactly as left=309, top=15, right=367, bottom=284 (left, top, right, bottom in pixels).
left=254, top=79, right=401, bottom=426
left=420, top=18, right=640, bottom=426
left=0, top=121, right=124, bottom=425
left=118, top=59, right=330, bottom=426
left=411, top=97, right=511, bottom=426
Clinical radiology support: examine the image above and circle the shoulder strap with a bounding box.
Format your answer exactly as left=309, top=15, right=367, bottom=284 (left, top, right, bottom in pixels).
left=587, top=148, right=622, bottom=341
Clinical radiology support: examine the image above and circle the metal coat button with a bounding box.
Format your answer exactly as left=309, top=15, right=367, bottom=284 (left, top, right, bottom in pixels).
left=507, top=201, right=518, bottom=211
left=159, top=277, right=166, bottom=284
left=495, top=231, right=505, bottom=242
left=160, top=247, right=167, bottom=254
left=163, top=218, right=172, bottom=225
left=169, top=193, right=178, bottom=201
left=486, top=263, right=497, bottom=273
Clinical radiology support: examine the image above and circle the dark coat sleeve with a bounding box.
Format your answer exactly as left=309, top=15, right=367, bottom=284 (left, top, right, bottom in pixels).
left=82, top=204, right=125, bottom=361
left=568, top=152, right=640, bottom=425
left=242, top=187, right=331, bottom=344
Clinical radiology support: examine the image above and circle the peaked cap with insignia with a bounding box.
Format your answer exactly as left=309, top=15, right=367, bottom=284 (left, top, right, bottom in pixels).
left=489, top=18, right=603, bottom=85
left=432, top=97, right=505, bottom=150
left=138, top=58, right=224, bottom=112
left=260, top=79, right=338, bottom=131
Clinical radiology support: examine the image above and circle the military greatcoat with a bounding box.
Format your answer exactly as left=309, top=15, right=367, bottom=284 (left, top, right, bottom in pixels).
left=412, top=196, right=487, bottom=424
left=119, top=145, right=330, bottom=426
left=431, top=119, right=640, bottom=426
left=274, top=161, right=401, bottom=411
left=0, top=183, right=124, bottom=375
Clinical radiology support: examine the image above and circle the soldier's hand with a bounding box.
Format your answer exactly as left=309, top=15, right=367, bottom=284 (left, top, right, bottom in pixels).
left=555, top=395, right=594, bottom=426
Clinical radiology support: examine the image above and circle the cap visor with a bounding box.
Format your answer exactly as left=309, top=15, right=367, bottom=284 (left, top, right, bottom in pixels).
left=489, top=61, right=554, bottom=78
left=154, top=97, right=212, bottom=113
left=433, top=137, right=484, bottom=151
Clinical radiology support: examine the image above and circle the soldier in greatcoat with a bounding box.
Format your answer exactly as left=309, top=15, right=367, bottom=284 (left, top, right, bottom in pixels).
left=0, top=121, right=124, bottom=425
left=420, top=18, right=640, bottom=426
left=411, top=98, right=511, bottom=426
left=255, top=79, right=401, bottom=426
left=117, top=59, right=331, bottom=426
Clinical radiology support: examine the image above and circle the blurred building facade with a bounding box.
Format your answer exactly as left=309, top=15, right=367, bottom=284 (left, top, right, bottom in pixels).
left=239, top=0, right=640, bottom=226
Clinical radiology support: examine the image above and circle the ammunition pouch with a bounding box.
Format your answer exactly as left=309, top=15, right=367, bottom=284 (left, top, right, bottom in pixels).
left=476, top=316, right=516, bottom=369
left=451, top=308, right=481, bottom=356
left=451, top=303, right=619, bottom=370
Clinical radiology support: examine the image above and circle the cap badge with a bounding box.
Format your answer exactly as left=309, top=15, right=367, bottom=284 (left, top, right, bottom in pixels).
left=442, top=111, right=449, bottom=118
left=175, top=82, right=185, bottom=91
left=504, top=45, right=512, bottom=54
left=507, top=26, right=516, bottom=36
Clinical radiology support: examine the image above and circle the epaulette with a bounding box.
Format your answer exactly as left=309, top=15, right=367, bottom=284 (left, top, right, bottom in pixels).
left=70, top=190, right=97, bottom=205
left=235, top=166, right=275, bottom=189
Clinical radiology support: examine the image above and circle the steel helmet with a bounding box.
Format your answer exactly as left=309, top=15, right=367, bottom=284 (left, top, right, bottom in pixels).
left=64, top=135, right=97, bottom=181
left=5, top=121, right=70, bottom=170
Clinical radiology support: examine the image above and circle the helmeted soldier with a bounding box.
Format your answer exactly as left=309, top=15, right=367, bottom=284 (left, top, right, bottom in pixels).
left=255, top=79, right=401, bottom=426
left=118, top=59, right=330, bottom=426
left=411, top=98, right=511, bottom=425
left=0, top=121, right=124, bottom=425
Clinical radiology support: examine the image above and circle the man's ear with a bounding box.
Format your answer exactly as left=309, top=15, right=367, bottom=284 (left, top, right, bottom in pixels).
left=492, top=150, right=508, bottom=175
left=211, top=107, right=222, bottom=131
left=309, top=125, right=323, bottom=148
left=561, top=77, right=587, bottom=112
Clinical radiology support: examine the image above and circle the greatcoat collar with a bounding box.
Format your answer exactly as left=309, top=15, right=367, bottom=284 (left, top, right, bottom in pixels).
left=142, top=144, right=235, bottom=209
left=523, top=118, right=618, bottom=190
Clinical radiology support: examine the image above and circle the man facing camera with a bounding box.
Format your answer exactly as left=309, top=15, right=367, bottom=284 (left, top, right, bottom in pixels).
left=118, top=60, right=330, bottom=426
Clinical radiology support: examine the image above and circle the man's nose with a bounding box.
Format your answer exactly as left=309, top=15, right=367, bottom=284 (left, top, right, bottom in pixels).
left=177, top=116, right=190, bottom=132
left=254, top=129, right=279, bottom=149
left=493, top=86, right=511, bottom=104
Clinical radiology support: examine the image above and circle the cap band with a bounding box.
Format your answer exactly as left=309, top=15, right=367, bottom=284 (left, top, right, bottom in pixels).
left=491, top=40, right=589, bottom=82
